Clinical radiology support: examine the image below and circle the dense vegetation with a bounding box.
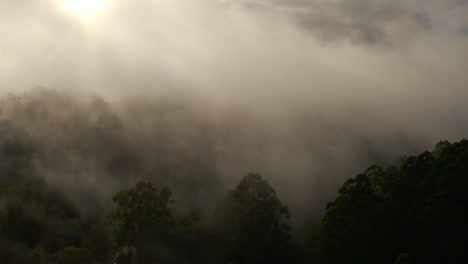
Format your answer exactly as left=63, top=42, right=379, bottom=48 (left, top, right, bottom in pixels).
left=317, top=139, right=468, bottom=264
left=0, top=135, right=467, bottom=263
left=0, top=171, right=292, bottom=263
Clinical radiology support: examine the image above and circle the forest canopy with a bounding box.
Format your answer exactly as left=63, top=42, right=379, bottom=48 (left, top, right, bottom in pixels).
left=0, top=104, right=466, bottom=264
left=317, top=139, right=468, bottom=263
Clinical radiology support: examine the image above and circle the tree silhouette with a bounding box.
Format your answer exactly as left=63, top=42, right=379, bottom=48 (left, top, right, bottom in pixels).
left=109, top=181, right=174, bottom=263
left=215, top=173, right=291, bottom=264
left=318, top=139, right=468, bottom=264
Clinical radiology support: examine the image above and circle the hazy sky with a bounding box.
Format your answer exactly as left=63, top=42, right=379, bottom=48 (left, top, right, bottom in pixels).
left=1, top=0, right=467, bottom=100
left=1, top=0, right=467, bottom=220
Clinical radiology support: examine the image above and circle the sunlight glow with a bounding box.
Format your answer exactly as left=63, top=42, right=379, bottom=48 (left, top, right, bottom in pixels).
left=63, top=0, right=107, bottom=13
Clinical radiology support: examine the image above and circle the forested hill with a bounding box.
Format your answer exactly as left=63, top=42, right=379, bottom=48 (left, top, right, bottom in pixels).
left=1, top=139, right=467, bottom=264
left=317, top=139, right=468, bottom=264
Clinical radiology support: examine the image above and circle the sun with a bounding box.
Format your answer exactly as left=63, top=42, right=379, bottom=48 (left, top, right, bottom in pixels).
left=63, top=0, right=107, bottom=12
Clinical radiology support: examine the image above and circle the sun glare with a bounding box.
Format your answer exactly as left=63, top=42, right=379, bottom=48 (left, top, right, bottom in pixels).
left=63, top=0, right=107, bottom=13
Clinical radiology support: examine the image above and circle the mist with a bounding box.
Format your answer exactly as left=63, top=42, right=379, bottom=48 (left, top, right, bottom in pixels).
left=1, top=0, right=468, bottom=224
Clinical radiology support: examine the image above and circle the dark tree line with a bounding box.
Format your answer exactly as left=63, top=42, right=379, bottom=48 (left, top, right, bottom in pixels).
left=0, top=180, right=111, bottom=264
left=1, top=138, right=467, bottom=264
left=109, top=174, right=291, bottom=264
left=0, top=173, right=291, bottom=264
left=317, top=139, right=468, bottom=264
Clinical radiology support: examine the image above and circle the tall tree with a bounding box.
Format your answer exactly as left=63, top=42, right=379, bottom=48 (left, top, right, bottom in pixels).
left=318, top=139, right=468, bottom=264
left=215, top=173, right=291, bottom=264
left=109, top=181, right=174, bottom=264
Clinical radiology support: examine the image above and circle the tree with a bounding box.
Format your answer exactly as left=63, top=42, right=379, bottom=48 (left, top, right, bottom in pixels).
left=5, top=203, right=46, bottom=247
left=52, top=246, right=97, bottom=264
left=318, top=166, right=391, bottom=263
left=432, top=140, right=451, bottom=159
left=83, top=222, right=115, bottom=264
left=394, top=253, right=411, bottom=264
left=214, top=173, right=291, bottom=264
left=318, top=139, right=468, bottom=264
left=109, top=181, right=174, bottom=263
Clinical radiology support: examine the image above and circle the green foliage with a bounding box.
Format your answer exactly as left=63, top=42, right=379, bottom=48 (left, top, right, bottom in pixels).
left=0, top=182, right=104, bottom=264
left=1, top=129, right=466, bottom=264
left=0, top=133, right=36, bottom=185
left=432, top=140, right=451, bottom=159
left=83, top=222, right=115, bottom=263
left=319, top=166, right=392, bottom=263
left=215, top=173, right=291, bottom=264
left=0, top=242, right=31, bottom=263
left=109, top=181, right=175, bottom=263
left=29, top=246, right=47, bottom=264
left=170, top=209, right=224, bottom=264
left=115, top=247, right=136, bottom=264
left=52, top=246, right=97, bottom=264
left=62, top=219, right=83, bottom=246
left=318, top=139, right=468, bottom=264
left=394, top=253, right=411, bottom=264
left=5, top=203, right=46, bottom=247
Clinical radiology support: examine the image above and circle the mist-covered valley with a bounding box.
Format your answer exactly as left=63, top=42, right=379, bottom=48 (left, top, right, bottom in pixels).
left=1, top=0, right=467, bottom=263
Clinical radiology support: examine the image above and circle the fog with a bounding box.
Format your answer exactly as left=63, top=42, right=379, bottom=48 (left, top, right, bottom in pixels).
left=0, top=0, right=467, bottom=223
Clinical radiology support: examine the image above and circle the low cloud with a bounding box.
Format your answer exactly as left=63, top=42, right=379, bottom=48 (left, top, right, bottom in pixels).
left=0, top=0, right=467, bottom=222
